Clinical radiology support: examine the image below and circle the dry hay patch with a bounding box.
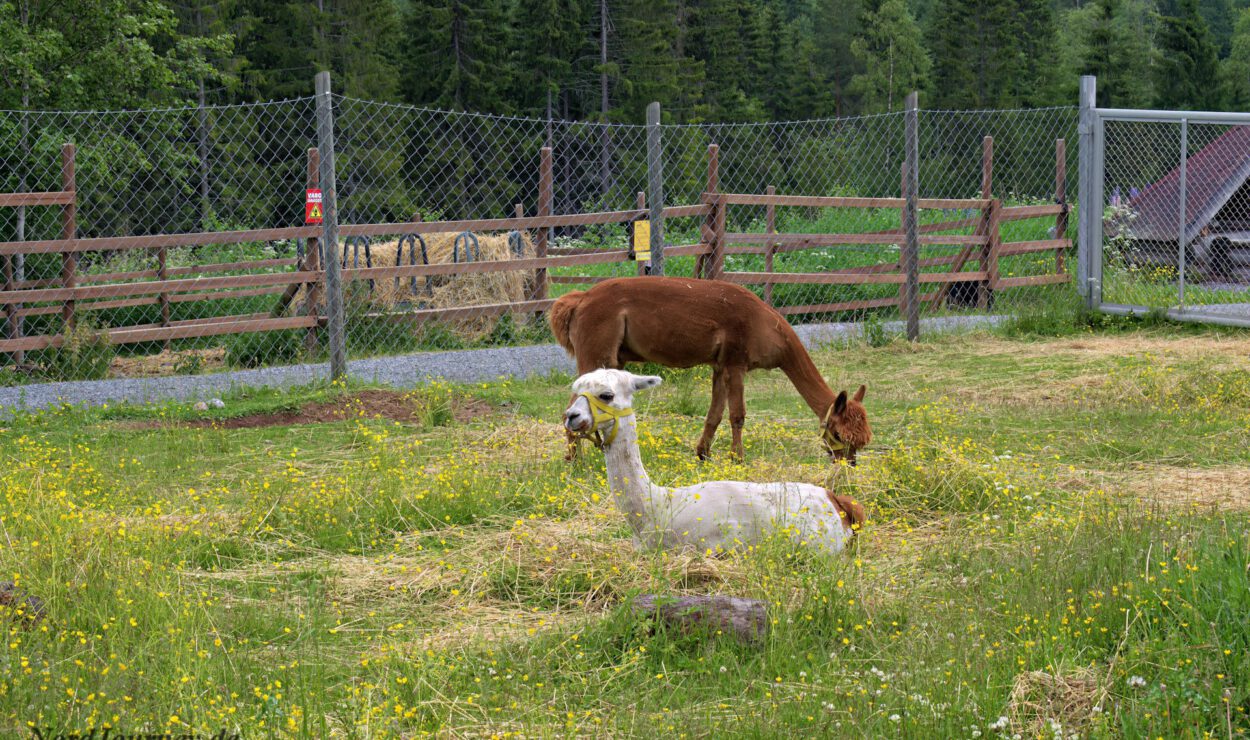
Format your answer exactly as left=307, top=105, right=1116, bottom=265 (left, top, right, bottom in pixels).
left=110, top=347, right=226, bottom=378
left=125, top=389, right=496, bottom=431
left=1115, top=465, right=1250, bottom=511
left=1008, top=667, right=1107, bottom=738
left=303, top=231, right=538, bottom=342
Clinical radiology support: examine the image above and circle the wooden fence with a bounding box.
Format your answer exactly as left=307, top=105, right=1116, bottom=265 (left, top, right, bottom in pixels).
left=0, top=137, right=1070, bottom=363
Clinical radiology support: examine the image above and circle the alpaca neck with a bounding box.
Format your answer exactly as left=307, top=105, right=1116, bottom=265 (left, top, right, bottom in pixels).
left=779, top=337, right=838, bottom=420
left=601, top=414, right=657, bottom=532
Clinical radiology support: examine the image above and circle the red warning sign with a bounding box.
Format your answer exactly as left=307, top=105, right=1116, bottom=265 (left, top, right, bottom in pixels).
left=305, top=189, right=324, bottom=224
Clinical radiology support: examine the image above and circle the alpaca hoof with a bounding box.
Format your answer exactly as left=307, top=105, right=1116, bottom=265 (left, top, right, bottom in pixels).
left=695, top=446, right=711, bottom=461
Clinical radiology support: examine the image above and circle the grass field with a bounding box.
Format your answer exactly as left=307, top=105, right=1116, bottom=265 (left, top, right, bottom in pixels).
left=2, top=323, right=1249, bottom=738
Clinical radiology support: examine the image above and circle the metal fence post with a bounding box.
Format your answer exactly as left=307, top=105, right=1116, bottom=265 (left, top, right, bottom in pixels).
left=1077, top=75, right=1096, bottom=310
left=902, top=91, right=920, bottom=341
left=646, top=102, right=665, bottom=276
left=1178, top=117, right=1188, bottom=308
left=315, top=71, right=347, bottom=380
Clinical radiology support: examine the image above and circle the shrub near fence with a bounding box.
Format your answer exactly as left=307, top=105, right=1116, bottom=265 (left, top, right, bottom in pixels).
left=0, top=81, right=1078, bottom=383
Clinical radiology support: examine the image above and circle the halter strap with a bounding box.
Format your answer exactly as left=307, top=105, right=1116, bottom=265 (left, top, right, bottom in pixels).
left=578, top=392, right=634, bottom=447
left=822, top=403, right=847, bottom=452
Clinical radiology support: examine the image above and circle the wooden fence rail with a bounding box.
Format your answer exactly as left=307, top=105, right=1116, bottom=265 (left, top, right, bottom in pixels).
left=1, top=138, right=1072, bottom=364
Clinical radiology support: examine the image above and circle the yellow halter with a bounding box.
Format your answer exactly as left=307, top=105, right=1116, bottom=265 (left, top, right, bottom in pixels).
left=821, top=403, right=848, bottom=453
left=577, top=392, right=633, bottom=447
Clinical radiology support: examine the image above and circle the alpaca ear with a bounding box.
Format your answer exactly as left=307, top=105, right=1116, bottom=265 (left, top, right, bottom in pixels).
left=631, top=375, right=662, bottom=391
left=853, top=384, right=866, bottom=403
left=833, top=390, right=848, bottom=415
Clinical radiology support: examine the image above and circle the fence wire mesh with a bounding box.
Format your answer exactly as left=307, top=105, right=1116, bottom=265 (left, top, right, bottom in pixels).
left=1, top=90, right=1081, bottom=384
left=1100, top=116, right=1250, bottom=320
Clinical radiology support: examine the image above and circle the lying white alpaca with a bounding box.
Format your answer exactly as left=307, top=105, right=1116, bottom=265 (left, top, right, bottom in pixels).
left=563, top=369, right=864, bottom=554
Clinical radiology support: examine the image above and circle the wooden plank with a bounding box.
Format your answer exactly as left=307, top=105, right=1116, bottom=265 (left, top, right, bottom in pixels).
left=365, top=299, right=556, bottom=324
left=994, top=274, right=1071, bottom=289
left=719, top=193, right=904, bottom=209
left=707, top=194, right=727, bottom=280
left=17, top=296, right=159, bottom=318
left=918, top=234, right=989, bottom=246
left=335, top=208, right=687, bottom=240
left=723, top=272, right=905, bottom=285
left=169, top=258, right=299, bottom=276
left=0, top=226, right=317, bottom=256
left=934, top=137, right=994, bottom=312
left=728, top=232, right=907, bottom=246
left=661, top=243, right=709, bottom=257
left=999, top=204, right=1064, bottom=221
left=0, top=314, right=318, bottom=352
left=168, top=285, right=289, bottom=303
left=343, top=251, right=629, bottom=281
left=0, top=191, right=76, bottom=207
left=0, top=270, right=318, bottom=304
left=548, top=275, right=620, bottom=285
left=998, top=239, right=1071, bottom=256
left=716, top=193, right=991, bottom=210
left=1055, top=138, right=1068, bottom=275
left=776, top=296, right=901, bottom=315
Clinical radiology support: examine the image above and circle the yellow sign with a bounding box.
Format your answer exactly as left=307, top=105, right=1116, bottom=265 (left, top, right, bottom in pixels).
left=632, top=220, right=651, bottom=261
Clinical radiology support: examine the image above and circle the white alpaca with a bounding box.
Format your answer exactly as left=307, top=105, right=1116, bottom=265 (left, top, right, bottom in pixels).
left=563, top=369, right=864, bottom=554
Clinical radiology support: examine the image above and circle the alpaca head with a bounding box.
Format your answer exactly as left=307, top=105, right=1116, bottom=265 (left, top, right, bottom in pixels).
left=564, top=369, right=662, bottom=444
left=822, top=384, right=872, bottom=465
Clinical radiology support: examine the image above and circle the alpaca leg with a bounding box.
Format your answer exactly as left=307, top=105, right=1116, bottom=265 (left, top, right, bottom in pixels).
left=726, top=367, right=747, bottom=460
left=695, top=367, right=728, bottom=460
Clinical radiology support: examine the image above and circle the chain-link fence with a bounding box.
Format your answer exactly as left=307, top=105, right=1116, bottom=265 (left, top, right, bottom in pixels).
left=1097, top=112, right=1250, bottom=324
left=0, top=79, right=1081, bottom=385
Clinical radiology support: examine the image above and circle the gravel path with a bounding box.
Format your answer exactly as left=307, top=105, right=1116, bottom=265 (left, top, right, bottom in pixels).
left=0, top=315, right=998, bottom=416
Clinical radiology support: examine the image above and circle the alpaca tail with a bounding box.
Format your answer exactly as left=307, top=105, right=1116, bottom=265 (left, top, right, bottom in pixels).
left=548, top=290, right=585, bottom=357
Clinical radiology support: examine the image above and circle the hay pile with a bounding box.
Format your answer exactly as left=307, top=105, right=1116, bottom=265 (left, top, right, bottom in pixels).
left=300, top=231, right=537, bottom=342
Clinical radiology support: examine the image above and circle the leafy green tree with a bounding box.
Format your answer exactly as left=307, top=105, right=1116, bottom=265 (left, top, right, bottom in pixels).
left=1154, top=0, right=1221, bottom=109
left=848, top=0, right=931, bottom=112
left=0, top=0, right=228, bottom=109
left=1221, top=7, right=1250, bottom=107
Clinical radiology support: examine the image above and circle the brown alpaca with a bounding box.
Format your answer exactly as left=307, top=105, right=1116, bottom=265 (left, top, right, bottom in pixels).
left=548, top=276, right=872, bottom=462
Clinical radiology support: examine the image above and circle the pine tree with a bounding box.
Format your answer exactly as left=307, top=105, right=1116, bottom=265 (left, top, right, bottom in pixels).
left=928, top=0, right=1024, bottom=108
left=687, top=0, right=766, bottom=121
left=1200, top=0, right=1236, bottom=56
left=1071, top=0, right=1154, bottom=107
left=1154, top=0, right=1221, bottom=109
left=811, top=0, right=863, bottom=115
left=1014, top=0, right=1064, bottom=106
left=848, top=0, right=930, bottom=112
left=768, top=16, right=832, bottom=119
left=511, top=0, right=589, bottom=117
left=402, top=0, right=512, bottom=111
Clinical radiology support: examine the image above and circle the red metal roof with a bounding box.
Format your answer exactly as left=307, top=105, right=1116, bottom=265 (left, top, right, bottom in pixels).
left=1125, top=125, right=1250, bottom=242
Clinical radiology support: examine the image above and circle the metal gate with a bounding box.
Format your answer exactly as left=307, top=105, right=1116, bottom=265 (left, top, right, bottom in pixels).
left=1078, top=77, right=1250, bottom=327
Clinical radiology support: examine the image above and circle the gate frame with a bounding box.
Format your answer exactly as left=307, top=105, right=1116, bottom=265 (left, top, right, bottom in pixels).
left=1079, top=75, right=1250, bottom=328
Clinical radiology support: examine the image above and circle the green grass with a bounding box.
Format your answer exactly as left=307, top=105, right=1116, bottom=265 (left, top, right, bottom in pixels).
left=2, top=328, right=1248, bottom=737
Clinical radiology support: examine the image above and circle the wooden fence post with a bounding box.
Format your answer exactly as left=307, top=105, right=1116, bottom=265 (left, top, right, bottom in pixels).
left=533, top=146, right=552, bottom=301
left=303, top=146, right=322, bottom=356
left=1055, top=138, right=1067, bottom=275
left=901, top=92, right=920, bottom=341
left=763, top=185, right=777, bottom=305
left=703, top=193, right=727, bottom=282
left=60, top=143, right=77, bottom=332
left=698, top=144, right=719, bottom=278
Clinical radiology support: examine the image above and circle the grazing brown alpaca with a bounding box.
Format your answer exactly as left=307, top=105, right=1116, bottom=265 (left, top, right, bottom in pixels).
left=548, top=276, right=872, bottom=462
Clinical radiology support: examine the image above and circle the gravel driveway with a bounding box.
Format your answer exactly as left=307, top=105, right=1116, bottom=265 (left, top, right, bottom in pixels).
left=0, top=315, right=997, bottom=416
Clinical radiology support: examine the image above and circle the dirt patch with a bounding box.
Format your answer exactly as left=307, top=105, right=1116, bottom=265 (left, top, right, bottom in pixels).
left=1008, top=667, right=1107, bottom=738
left=111, top=347, right=227, bottom=378
left=131, top=389, right=496, bottom=430
left=1116, top=465, right=1250, bottom=511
